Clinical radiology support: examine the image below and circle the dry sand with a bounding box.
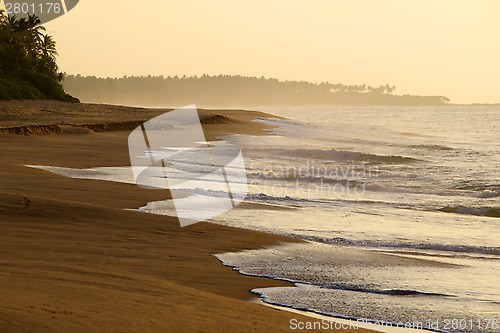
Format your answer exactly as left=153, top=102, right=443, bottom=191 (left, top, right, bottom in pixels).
left=0, top=100, right=375, bottom=332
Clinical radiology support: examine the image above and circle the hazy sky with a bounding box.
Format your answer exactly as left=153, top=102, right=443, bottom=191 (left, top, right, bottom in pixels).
left=38, top=0, right=499, bottom=103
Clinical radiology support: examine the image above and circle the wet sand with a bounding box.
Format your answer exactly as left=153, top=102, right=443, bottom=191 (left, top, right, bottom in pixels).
left=0, top=101, right=375, bottom=332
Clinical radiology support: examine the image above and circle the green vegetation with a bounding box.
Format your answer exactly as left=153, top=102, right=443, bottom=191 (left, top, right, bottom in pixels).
left=0, top=10, right=78, bottom=102
left=64, top=74, right=450, bottom=107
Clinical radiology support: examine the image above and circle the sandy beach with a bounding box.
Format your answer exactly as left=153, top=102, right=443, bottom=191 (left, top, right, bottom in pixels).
left=0, top=100, right=376, bottom=332
left=2, top=2, right=498, bottom=331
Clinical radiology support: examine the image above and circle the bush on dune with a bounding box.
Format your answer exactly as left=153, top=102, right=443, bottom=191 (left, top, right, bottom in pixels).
left=0, top=76, right=43, bottom=100
left=9, top=69, right=79, bottom=102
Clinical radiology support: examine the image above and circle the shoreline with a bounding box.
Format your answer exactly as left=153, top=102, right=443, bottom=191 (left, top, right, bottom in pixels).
left=0, top=100, right=377, bottom=332
left=251, top=299, right=429, bottom=333
left=215, top=240, right=460, bottom=333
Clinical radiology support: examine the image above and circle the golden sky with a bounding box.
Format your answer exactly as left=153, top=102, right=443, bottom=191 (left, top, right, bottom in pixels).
left=42, top=0, right=499, bottom=103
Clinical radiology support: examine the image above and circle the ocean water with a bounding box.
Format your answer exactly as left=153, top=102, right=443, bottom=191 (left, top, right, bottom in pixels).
left=211, top=106, right=500, bottom=332
left=29, top=106, right=500, bottom=332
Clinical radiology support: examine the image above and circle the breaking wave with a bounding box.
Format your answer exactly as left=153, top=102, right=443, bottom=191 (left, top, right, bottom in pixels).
left=438, top=206, right=500, bottom=218
left=274, top=148, right=418, bottom=163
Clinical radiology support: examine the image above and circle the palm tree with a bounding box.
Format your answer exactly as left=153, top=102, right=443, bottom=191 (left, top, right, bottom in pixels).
left=39, top=34, right=58, bottom=59
left=7, top=14, right=18, bottom=30
left=0, top=12, right=61, bottom=79
left=11, top=14, right=45, bottom=57
left=26, top=14, right=45, bottom=42
left=0, top=10, right=7, bottom=25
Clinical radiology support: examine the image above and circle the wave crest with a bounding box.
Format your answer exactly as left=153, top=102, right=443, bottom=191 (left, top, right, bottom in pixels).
left=276, top=148, right=419, bottom=164
left=438, top=206, right=500, bottom=218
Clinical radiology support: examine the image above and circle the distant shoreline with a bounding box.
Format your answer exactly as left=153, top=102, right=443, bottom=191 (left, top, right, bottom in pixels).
left=62, top=74, right=453, bottom=107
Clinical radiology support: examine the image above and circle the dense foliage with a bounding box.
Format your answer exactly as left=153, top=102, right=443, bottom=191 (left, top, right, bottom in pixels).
left=0, top=11, right=78, bottom=102
left=64, top=74, right=450, bottom=107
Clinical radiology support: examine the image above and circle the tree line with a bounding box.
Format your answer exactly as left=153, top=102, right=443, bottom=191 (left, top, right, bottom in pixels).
left=63, top=74, right=450, bottom=107
left=0, top=11, right=450, bottom=107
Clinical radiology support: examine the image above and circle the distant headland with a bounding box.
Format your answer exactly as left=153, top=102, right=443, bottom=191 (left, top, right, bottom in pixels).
left=63, top=74, right=451, bottom=107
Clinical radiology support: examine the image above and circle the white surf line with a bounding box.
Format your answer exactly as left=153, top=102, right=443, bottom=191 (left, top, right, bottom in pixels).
left=249, top=298, right=428, bottom=333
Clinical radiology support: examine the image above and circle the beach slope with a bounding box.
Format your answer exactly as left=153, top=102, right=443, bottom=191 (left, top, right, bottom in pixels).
left=0, top=101, right=373, bottom=332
